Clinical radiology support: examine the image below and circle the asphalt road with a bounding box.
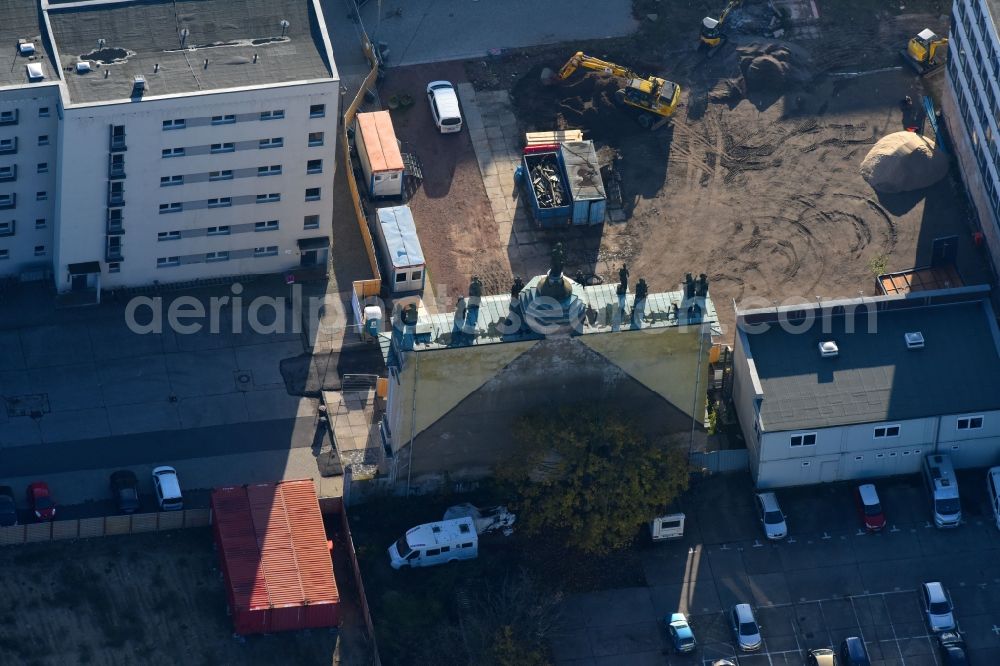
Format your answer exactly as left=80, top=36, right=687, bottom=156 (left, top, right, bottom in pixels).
left=0, top=416, right=322, bottom=478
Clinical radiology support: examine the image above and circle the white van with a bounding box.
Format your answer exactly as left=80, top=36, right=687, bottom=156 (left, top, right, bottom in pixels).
left=388, top=517, right=478, bottom=569
left=987, top=467, right=1000, bottom=530
left=650, top=513, right=685, bottom=541
left=923, top=454, right=961, bottom=528
left=152, top=466, right=183, bottom=511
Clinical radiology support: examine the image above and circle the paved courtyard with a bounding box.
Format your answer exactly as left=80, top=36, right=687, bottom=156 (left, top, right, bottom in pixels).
left=553, top=471, right=1000, bottom=665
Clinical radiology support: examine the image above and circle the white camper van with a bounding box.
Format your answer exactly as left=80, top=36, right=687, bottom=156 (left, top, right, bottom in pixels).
left=388, top=517, right=478, bottom=569
left=923, top=454, right=962, bottom=528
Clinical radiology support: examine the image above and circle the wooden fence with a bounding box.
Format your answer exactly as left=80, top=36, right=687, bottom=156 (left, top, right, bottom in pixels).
left=340, top=506, right=382, bottom=666
left=0, top=508, right=211, bottom=546
left=342, top=37, right=382, bottom=279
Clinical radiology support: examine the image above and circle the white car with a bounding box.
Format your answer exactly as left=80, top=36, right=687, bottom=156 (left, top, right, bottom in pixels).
left=922, top=581, right=956, bottom=632
left=730, top=603, right=762, bottom=651
left=152, top=466, right=183, bottom=511
left=756, top=492, right=787, bottom=539
left=426, top=80, right=463, bottom=133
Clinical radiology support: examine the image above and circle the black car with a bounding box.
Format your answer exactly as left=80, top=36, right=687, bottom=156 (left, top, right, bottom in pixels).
left=938, top=631, right=970, bottom=665
left=0, top=486, right=17, bottom=526
left=110, top=470, right=140, bottom=513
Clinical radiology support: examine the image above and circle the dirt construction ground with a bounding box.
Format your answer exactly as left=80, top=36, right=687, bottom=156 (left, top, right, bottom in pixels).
left=375, top=0, right=994, bottom=334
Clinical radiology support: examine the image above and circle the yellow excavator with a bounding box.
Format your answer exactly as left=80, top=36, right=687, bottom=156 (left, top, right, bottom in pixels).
left=700, top=0, right=742, bottom=51
left=549, top=52, right=681, bottom=128
left=902, top=29, right=948, bottom=75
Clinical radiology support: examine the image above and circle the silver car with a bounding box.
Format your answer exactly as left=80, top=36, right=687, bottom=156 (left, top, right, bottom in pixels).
left=731, top=603, right=762, bottom=651
left=922, top=581, right=956, bottom=632
left=756, top=492, right=788, bottom=540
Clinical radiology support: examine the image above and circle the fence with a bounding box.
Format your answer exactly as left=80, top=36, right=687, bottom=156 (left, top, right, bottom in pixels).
left=690, top=449, right=750, bottom=474
left=0, top=508, right=211, bottom=546
left=342, top=36, right=382, bottom=279
left=340, top=505, right=382, bottom=666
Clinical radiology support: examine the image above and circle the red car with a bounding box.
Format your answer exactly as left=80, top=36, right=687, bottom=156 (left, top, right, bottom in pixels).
left=26, top=482, right=55, bottom=521
left=855, top=483, right=885, bottom=531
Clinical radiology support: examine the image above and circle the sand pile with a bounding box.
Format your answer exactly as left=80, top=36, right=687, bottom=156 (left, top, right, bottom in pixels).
left=860, top=132, right=949, bottom=193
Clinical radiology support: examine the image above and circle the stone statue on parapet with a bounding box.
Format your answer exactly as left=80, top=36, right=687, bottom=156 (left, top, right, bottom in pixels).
left=511, top=276, right=524, bottom=299
left=469, top=275, right=483, bottom=299
left=617, top=263, right=629, bottom=295
left=549, top=242, right=566, bottom=277
left=635, top=278, right=648, bottom=302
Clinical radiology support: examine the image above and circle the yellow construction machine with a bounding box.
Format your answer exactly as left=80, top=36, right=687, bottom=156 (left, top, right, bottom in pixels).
left=700, top=0, right=742, bottom=50
left=550, top=52, right=681, bottom=128
left=902, top=29, right=948, bottom=75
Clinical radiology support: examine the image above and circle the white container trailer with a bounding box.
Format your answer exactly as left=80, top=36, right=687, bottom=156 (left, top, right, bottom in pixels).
left=375, top=205, right=426, bottom=293
left=355, top=111, right=404, bottom=199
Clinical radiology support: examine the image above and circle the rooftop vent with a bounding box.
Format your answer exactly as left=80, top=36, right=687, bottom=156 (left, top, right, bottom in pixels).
left=818, top=340, right=839, bottom=358
left=132, top=75, right=146, bottom=94
left=25, top=63, right=44, bottom=81
left=904, top=331, right=925, bottom=349
left=76, top=61, right=92, bottom=74
left=18, top=40, right=35, bottom=56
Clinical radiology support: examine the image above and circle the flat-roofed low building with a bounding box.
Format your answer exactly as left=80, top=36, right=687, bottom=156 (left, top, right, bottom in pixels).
left=733, top=285, right=1000, bottom=488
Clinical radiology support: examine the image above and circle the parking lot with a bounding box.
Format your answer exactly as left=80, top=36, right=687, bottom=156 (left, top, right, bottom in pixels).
left=553, top=470, right=1000, bottom=665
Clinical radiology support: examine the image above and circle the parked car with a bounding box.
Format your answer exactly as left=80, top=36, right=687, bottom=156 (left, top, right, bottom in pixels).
left=110, top=470, right=140, bottom=514
left=152, top=466, right=183, bottom=511
left=938, top=631, right=970, bottom=665
left=0, top=486, right=17, bottom=527
left=855, top=483, right=886, bottom=531
left=755, top=492, right=787, bottom=539
left=808, top=648, right=838, bottom=666
left=665, top=612, right=696, bottom=653
left=426, top=81, right=463, bottom=133
left=922, top=581, right=957, bottom=632
left=26, top=481, right=55, bottom=521
left=840, top=637, right=871, bottom=665
left=730, top=603, right=762, bottom=651
left=711, top=661, right=737, bottom=666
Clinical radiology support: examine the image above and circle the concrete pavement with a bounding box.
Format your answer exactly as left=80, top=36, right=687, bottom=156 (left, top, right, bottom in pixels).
left=356, top=0, right=638, bottom=66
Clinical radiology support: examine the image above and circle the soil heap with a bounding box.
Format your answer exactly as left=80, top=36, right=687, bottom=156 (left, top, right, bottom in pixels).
left=739, top=44, right=799, bottom=91
left=859, top=132, right=949, bottom=193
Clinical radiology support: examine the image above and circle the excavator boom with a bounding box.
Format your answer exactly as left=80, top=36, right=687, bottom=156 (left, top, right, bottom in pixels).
left=556, top=51, right=637, bottom=81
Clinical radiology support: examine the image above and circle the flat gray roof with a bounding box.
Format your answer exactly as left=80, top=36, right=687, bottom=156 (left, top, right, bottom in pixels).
left=743, top=293, right=1000, bottom=432
left=0, top=0, right=58, bottom=88
left=46, top=0, right=334, bottom=105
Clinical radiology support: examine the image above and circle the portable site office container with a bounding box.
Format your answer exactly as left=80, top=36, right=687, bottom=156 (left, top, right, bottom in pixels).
left=355, top=111, right=404, bottom=199
left=375, top=205, right=426, bottom=293
left=560, top=140, right=607, bottom=225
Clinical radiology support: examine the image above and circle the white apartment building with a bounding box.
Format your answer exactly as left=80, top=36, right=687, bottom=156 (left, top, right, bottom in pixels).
left=0, top=0, right=339, bottom=299
left=944, top=0, right=1000, bottom=278
left=0, top=0, right=60, bottom=279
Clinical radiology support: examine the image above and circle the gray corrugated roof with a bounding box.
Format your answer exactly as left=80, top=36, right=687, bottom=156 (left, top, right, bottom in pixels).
left=377, top=206, right=425, bottom=268
left=47, top=0, right=334, bottom=105
left=0, top=0, right=58, bottom=88
left=746, top=298, right=1000, bottom=432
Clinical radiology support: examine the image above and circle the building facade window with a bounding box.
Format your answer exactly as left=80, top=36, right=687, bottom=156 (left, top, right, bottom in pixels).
left=0, top=165, right=13, bottom=181
left=306, top=159, right=322, bottom=174
left=108, top=262, right=121, bottom=273
left=957, top=416, right=984, bottom=430
left=790, top=433, right=816, bottom=447
left=253, top=245, right=278, bottom=257
left=159, top=202, right=182, bottom=214
left=210, top=142, right=235, bottom=153
left=34, top=245, right=45, bottom=256
left=305, top=187, right=321, bottom=201
left=38, top=107, right=49, bottom=118
left=0, top=220, right=13, bottom=236
left=254, top=220, right=279, bottom=232
left=0, top=110, right=17, bottom=125
left=258, top=165, right=281, bottom=176
left=209, top=170, right=233, bottom=181
left=35, top=218, right=45, bottom=229
left=37, top=135, right=49, bottom=146
left=162, top=147, right=184, bottom=158
left=211, top=114, right=236, bottom=125
left=308, top=131, right=324, bottom=147
left=157, top=256, right=180, bottom=267
left=36, top=191, right=47, bottom=201
left=205, top=251, right=229, bottom=262
left=207, top=197, right=232, bottom=208
left=158, top=231, right=181, bottom=241
left=259, top=138, right=283, bottom=149
left=160, top=175, right=183, bottom=186
left=256, top=193, right=280, bottom=203
left=0, top=249, right=7, bottom=260
left=873, top=425, right=900, bottom=439
left=162, top=119, right=186, bottom=130
left=37, top=162, right=48, bottom=174
left=303, top=214, right=319, bottom=229
left=206, top=225, right=231, bottom=235
left=260, top=110, right=285, bottom=120
left=309, top=104, right=326, bottom=118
